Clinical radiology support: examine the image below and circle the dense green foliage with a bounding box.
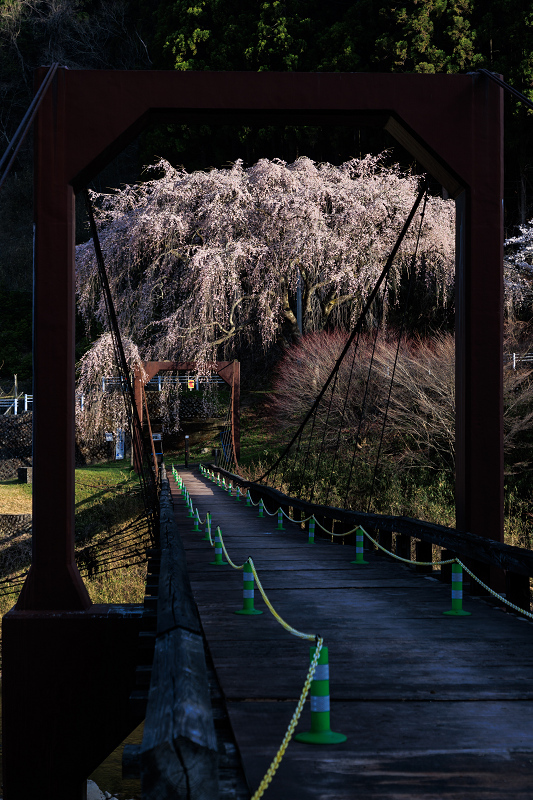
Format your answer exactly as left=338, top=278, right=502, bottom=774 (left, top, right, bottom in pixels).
left=138, top=0, right=483, bottom=169
left=2, top=0, right=533, bottom=376
left=149, top=0, right=478, bottom=74
left=0, top=290, right=31, bottom=380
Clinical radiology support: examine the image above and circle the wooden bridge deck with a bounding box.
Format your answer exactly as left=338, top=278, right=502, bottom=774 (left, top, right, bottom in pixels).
left=170, top=467, right=533, bottom=799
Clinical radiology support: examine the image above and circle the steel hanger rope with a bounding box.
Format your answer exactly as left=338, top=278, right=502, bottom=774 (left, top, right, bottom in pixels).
left=366, top=190, right=429, bottom=513
left=258, top=179, right=429, bottom=486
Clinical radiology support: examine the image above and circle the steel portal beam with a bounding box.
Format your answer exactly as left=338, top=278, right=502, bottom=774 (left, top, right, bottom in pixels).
left=17, top=68, right=504, bottom=610
left=2, top=69, right=503, bottom=800
left=133, top=360, right=240, bottom=471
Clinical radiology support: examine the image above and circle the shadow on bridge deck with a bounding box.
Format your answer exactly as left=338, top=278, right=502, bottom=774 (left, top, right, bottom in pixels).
left=171, top=466, right=533, bottom=800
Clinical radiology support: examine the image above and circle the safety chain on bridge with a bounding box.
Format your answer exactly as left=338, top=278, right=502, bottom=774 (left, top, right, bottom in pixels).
left=172, top=465, right=342, bottom=800
left=177, top=463, right=533, bottom=797
left=200, top=464, right=533, bottom=620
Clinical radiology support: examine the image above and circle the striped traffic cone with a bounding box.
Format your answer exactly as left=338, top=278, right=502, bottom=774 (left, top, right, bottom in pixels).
left=258, top=499, right=264, bottom=518
left=294, top=646, right=347, bottom=744
left=210, top=527, right=228, bottom=565
left=350, top=527, right=369, bottom=565
left=192, top=509, right=201, bottom=532
left=236, top=486, right=241, bottom=502
left=227, top=481, right=233, bottom=495
left=308, top=518, right=315, bottom=544
left=277, top=509, right=284, bottom=530
left=246, top=491, right=251, bottom=506
left=443, top=562, right=471, bottom=616
left=202, top=512, right=212, bottom=542
left=234, top=560, right=263, bottom=615
left=187, top=497, right=195, bottom=518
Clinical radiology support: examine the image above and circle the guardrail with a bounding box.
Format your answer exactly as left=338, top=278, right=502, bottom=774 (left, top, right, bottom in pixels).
left=506, top=352, right=533, bottom=369
left=205, top=464, right=533, bottom=613
left=124, top=465, right=219, bottom=798
left=102, top=375, right=225, bottom=391
left=0, top=394, right=32, bottom=414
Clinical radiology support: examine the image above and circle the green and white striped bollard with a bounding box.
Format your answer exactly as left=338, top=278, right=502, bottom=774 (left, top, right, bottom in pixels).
left=210, top=527, right=228, bottom=565
left=192, top=509, right=201, bottom=532
left=234, top=560, right=263, bottom=615
left=202, top=512, right=212, bottom=542
left=236, top=486, right=241, bottom=502
left=277, top=509, right=284, bottom=530
left=308, top=518, right=315, bottom=544
left=187, top=497, right=195, bottom=518
left=294, top=646, right=347, bottom=745
left=246, top=491, right=251, bottom=506
left=443, top=562, right=471, bottom=616
left=350, top=526, right=369, bottom=565
left=258, top=498, right=264, bottom=518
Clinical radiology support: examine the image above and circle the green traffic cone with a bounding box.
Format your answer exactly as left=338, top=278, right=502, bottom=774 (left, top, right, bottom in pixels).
left=350, top=527, right=369, bottom=565
left=443, top=563, right=471, bottom=616
left=202, top=512, right=212, bottom=541
left=210, top=528, right=228, bottom=565
left=294, top=646, right=347, bottom=745
left=192, top=509, right=201, bottom=532
left=234, top=560, right=263, bottom=615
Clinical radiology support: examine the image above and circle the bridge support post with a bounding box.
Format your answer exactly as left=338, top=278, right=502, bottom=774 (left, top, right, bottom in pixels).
left=379, top=530, right=393, bottom=555
left=505, top=571, right=531, bottom=612
left=454, top=75, right=504, bottom=565
left=415, top=541, right=433, bottom=573
left=396, top=534, right=411, bottom=562
left=2, top=605, right=144, bottom=800
left=440, top=550, right=456, bottom=583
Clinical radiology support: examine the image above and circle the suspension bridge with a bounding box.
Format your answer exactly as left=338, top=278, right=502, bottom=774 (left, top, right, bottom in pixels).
left=1, top=66, right=529, bottom=800
left=149, top=462, right=533, bottom=799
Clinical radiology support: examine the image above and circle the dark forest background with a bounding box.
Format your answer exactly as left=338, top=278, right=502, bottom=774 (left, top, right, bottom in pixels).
left=1, top=0, right=532, bottom=379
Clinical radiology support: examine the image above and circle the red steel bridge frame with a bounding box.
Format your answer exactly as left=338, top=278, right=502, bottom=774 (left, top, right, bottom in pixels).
left=2, top=70, right=503, bottom=799
left=133, top=360, right=241, bottom=473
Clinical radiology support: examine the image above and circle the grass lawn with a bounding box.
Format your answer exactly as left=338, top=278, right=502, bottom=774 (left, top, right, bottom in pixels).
left=0, top=460, right=150, bottom=625
left=0, top=480, right=32, bottom=514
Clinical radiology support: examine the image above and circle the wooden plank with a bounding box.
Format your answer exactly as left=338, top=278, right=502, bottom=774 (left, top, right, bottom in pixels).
left=141, top=627, right=219, bottom=799
left=140, top=476, right=218, bottom=799
left=226, top=700, right=533, bottom=799
left=171, top=467, right=533, bottom=800
left=208, top=464, right=533, bottom=577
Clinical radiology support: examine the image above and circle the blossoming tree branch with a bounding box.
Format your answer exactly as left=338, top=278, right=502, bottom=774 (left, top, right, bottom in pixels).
left=75, top=153, right=456, bottom=442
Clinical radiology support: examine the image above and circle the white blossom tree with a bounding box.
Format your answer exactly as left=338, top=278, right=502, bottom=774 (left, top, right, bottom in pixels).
left=504, top=222, right=533, bottom=316
left=76, top=154, right=456, bottom=364
left=75, top=333, right=147, bottom=451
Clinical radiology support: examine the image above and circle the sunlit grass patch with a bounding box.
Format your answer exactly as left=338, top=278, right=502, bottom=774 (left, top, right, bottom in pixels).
left=0, top=479, right=32, bottom=513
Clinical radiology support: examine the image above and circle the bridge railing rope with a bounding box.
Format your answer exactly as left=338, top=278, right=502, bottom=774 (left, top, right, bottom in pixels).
left=201, top=463, right=533, bottom=616
left=172, top=465, right=351, bottom=799
left=172, top=462, right=533, bottom=797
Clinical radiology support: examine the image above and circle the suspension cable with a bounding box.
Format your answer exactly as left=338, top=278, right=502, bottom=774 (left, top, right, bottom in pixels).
left=0, top=63, right=59, bottom=192
left=259, top=178, right=429, bottom=487
left=84, top=190, right=158, bottom=541
left=366, top=190, right=429, bottom=512
left=477, top=68, right=533, bottom=110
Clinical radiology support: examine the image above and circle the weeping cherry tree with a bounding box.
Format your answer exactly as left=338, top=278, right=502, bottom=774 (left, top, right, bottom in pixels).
left=76, top=153, right=456, bottom=366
